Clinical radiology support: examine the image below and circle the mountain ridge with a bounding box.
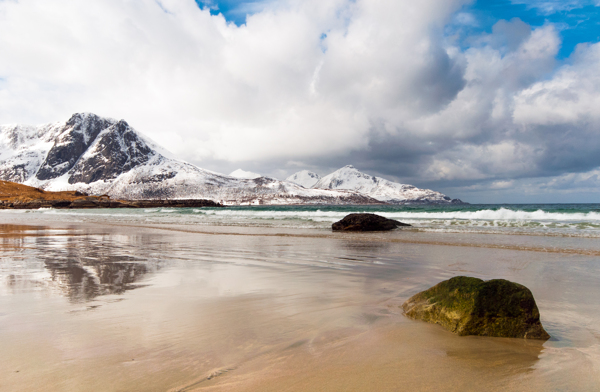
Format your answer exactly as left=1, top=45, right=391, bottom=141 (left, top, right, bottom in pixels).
left=286, top=165, right=463, bottom=204
left=0, top=114, right=382, bottom=205
left=0, top=113, right=463, bottom=205
left=311, top=165, right=461, bottom=204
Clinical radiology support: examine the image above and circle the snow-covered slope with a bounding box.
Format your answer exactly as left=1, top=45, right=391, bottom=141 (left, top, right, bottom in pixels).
left=107, top=162, right=379, bottom=205
left=313, top=165, right=461, bottom=204
left=0, top=114, right=461, bottom=205
left=286, top=170, right=321, bottom=188
left=0, top=114, right=381, bottom=205
left=0, top=122, right=64, bottom=183
left=229, top=169, right=262, bottom=180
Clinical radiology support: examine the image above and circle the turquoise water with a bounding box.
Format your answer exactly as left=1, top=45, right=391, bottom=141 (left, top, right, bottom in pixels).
left=16, top=203, right=600, bottom=237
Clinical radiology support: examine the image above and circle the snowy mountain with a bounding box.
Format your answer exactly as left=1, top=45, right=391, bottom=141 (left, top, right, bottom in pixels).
left=286, top=170, right=321, bottom=188
left=229, top=169, right=262, bottom=180
left=1, top=113, right=165, bottom=190
left=0, top=114, right=381, bottom=205
left=313, top=165, right=462, bottom=204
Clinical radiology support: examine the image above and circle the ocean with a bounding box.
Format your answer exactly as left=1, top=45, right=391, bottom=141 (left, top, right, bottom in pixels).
left=22, top=203, right=600, bottom=236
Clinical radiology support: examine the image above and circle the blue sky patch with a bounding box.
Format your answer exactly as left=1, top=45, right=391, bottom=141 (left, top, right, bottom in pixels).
left=195, top=0, right=600, bottom=59
left=195, top=0, right=269, bottom=25
left=454, top=0, right=600, bottom=58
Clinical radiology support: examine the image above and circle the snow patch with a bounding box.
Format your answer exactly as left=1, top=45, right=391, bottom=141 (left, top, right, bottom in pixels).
left=229, top=169, right=262, bottom=179
left=286, top=170, right=321, bottom=188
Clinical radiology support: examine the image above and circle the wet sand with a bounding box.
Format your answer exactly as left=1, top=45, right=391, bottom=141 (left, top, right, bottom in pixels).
left=0, top=212, right=599, bottom=391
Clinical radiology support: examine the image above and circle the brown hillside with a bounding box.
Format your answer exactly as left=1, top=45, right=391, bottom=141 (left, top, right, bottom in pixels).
left=0, top=180, right=104, bottom=202
left=0, top=180, right=221, bottom=209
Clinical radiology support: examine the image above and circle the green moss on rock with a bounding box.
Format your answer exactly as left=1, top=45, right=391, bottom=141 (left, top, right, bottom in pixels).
left=401, top=276, right=550, bottom=340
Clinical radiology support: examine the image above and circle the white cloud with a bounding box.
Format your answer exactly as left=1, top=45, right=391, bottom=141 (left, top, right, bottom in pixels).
left=0, top=0, right=600, bottom=201
left=510, top=0, right=592, bottom=14
left=453, top=12, right=478, bottom=27
left=514, top=42, right=600, bottom=125
left=0, top=0, right=468, bottom=163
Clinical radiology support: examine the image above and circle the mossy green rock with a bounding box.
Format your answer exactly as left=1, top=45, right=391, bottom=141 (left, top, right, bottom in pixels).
left=402, top=276, right=550, bottom=340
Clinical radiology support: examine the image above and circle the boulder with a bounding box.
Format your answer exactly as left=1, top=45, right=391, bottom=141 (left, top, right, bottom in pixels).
left=332, top=213, right=410, bottom=231
left=402, top=276, right=550, bottom=340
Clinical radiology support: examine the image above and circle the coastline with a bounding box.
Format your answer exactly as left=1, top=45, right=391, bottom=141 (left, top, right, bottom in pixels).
left=0, top=198, right=222, bottom=210
left=3, top=208, right=600, bottom=256
left=0, top=211, right=599, bottom=391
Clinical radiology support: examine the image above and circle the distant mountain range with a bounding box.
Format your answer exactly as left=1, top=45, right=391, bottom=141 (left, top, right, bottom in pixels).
left=308, top=165, right=455, bottom=204
left=0, top=113, right=464, bottom=205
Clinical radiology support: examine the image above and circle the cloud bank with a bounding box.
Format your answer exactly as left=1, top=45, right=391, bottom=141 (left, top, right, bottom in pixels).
left=0, top=0, right=599, bottom=202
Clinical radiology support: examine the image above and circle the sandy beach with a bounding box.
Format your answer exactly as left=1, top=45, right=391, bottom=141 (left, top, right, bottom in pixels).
left=1, top=210, right=599, bottom=391
left=3, top=0, right=600, bottom=390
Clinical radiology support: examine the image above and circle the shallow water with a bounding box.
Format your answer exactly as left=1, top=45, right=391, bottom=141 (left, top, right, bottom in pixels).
left=0, top=211, right=599, bottom=391
left=11, top=203, right=600, bottom=237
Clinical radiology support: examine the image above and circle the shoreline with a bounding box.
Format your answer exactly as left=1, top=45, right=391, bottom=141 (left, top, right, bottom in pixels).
left=3, top=209, right=600, bottom=256
left=0, top=198, right=222, bottom=210
left=0, top=200, right=476, bottom=209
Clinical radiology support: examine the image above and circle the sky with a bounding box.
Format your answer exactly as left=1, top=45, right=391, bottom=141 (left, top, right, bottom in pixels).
left=0, top=0, right=600, bottom=203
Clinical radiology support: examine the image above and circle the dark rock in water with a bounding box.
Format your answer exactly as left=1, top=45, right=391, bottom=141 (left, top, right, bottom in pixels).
left=402, top=276, right=550, bottom=340
left=332, top=213, right=411, bottom=231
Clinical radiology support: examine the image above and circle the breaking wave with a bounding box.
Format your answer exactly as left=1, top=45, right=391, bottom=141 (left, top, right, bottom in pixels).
left=190, top=206, right=600, bottom=236
left=198, top=207, right=600, bottom=222
left=16, top=203, right=600, bottom=236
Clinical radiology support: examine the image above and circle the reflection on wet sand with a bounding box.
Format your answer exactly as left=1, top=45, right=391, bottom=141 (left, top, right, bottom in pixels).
left=1, top=225, right=161, bottom=301
left=44, top=260, right=151, bottom=301
left=1, top=220, right=600, bottom=391
left=0, top=224, right=49, bottom=236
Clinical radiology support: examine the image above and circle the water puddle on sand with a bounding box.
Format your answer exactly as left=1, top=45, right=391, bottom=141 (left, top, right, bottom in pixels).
left=0, top=219, right=599, bottom=391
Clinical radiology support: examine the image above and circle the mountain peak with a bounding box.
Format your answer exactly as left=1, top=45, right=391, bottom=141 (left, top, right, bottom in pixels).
left=336, top=165, right=358, bottom=173
left=66, top=113, right=114, bottom=127
left=313, top=166, right=454, bottom=204
left=286, top=170, right=321, bottom=188
left=36, top=114, right=118, bottom=181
